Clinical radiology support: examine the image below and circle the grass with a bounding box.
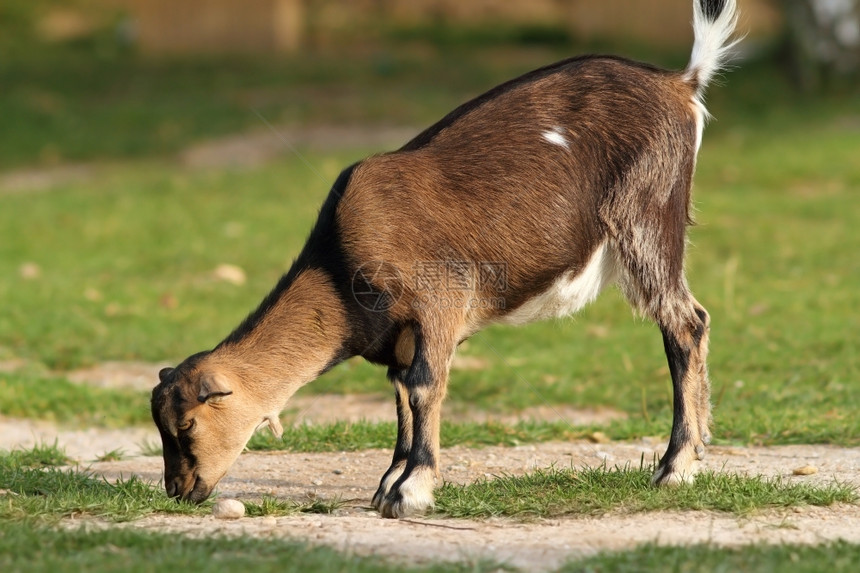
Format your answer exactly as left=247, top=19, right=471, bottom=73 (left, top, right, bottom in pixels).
left=561, top=542, right=860, bottom=573
left=94, top=448, right=126, bottom=462
left=0, top=27, right=582, bottom=170
left=0, top=441, right=69, bottom=469
left=0, top=370, right=153, bottom=427
left=0, top=444, right=206, bottom=522
left=243, top=495, right=343, bottom=517
left=247, top=419, right=598, bottom=453
left=3, top=520, right=860, bottom=573
left=0, top=520, right=499, bottom=573
left=0, top=444, right=343, bottom=522
left=434, top=463, right=857, bottom=519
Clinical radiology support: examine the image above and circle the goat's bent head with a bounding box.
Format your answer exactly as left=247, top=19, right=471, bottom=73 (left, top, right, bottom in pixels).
left=150, top=355, right=280, bottom=503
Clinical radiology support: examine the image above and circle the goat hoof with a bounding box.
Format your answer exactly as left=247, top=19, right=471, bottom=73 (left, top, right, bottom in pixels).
left=652, top=455, right=699, bottom=487
left=376, top=467, right=436, bottom=518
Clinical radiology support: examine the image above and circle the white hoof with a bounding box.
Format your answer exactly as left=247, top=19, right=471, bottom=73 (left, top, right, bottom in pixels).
left=378, top=467, right=436, bottom=518
left=652, top=459, right=699, bottom=486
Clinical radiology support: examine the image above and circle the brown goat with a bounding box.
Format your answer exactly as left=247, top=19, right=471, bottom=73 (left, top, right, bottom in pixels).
left=152, top=0, right=739, bottom=518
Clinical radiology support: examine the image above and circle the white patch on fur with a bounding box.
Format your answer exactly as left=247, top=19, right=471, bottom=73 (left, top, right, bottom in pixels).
left=501, top=241, right=617, bottom=326
left=652, top=458, right=700, bottom=486
left=690, top=96, right=708, bottom=154
left=542, top=127, right=569, bottom=149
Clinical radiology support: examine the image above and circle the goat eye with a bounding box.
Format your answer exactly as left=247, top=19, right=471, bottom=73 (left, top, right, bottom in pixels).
left=177, top=419, right=194, bottom=432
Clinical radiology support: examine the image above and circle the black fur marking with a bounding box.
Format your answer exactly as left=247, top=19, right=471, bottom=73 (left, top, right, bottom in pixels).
left=660, top=327, right=692, bottom=453
left=386, top=366, right=408, bottom=383
left=701, top=0, right=727, bottom=21
left=403, top=445, right=436, bottom=472
left=401, top=328, right=433, bottom=390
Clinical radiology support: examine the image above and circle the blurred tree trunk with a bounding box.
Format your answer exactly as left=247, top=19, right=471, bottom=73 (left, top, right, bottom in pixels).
left=783, top=0, right=860, bottom=90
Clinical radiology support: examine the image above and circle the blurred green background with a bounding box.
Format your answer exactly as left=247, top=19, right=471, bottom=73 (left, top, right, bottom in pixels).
left=0, top=0, right=858, bottom=445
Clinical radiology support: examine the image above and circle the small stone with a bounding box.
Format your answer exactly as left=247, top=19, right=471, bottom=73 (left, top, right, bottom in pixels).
left=332, top=469, right=343, bottom=475
left=588, top=431, right=611, bottom=444
left=312, top=479, right=323, bottom=486
left=213, top=263, right=246, bottom=285
left=19, top=262, right=41, bottom=279
left=792, top=465, right=818, bottom=476
left=212, top=498, right=245, bottom=519
left=84, top=287, right=103, bottom=301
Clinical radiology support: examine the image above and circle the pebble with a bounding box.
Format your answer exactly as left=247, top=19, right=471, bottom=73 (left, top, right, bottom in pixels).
left=792, top=465, right=818, bottom=476
left=19, top=262, right=41, bottom=279
left=213, top=263, right=247, bottom=285
left=212, top=498, right=245, bottom=519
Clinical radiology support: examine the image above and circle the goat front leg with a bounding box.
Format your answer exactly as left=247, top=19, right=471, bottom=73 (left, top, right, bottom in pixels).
left=377, top=326, right=451, bottom=518
left=371, top=372, right=413, bottom=509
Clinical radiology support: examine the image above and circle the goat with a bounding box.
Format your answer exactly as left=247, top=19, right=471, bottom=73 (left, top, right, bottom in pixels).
left=151, top=0, right=739, bottom=518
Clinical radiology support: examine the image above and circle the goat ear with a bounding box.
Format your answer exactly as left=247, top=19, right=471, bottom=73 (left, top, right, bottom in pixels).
left=197, top=373, right=233, bottom=404
left=158, top=367, right=174, bottom=383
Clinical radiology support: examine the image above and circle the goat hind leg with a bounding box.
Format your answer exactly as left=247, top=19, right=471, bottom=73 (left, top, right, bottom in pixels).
left=651, top=297, right=711, bottom=485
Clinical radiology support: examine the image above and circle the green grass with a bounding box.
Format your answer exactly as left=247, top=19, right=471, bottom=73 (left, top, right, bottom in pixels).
left=0, top=444, right=206, bottom=522
left=0, top=445, right=343, bottom=522
left=242, top=495, right=344, bottom=517
left=0, top=520, right=498, bottom=573
left=0, top=441, right=69, bottom=469
left=247, top=419, right=598, bottom=453
left=561, top=541, right=860, bottom=573
left=3, top=521, right=860, bottom=573
left=435, top=464, right=857, bottom=519
left=0, top=36, right=580, bottom=170
left=0, top=370, right=152, bottom=427
left=94, top=448, right=127, bottom=462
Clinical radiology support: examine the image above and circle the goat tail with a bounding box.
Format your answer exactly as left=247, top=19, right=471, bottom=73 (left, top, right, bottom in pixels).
left=685, top=0, right=740, bottom=95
